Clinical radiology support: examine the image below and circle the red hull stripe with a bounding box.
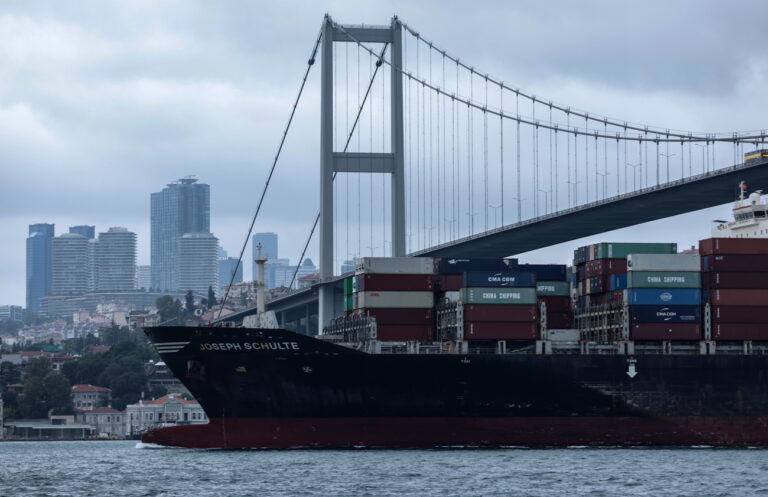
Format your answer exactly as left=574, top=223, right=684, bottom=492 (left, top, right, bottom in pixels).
left=141, top=417, right=768, bottom=449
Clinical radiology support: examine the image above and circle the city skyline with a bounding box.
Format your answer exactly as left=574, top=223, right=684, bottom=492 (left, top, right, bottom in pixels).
left=3, top=1, right=768, bottom=306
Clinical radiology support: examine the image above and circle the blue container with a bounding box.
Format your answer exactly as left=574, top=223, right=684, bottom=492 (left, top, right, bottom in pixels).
left=516, top=264, right=567, bottom=282
left=463, top=271, right=536, bottom=288
left=629, top=305, right=702, bottom=323
left=625, top=288, right=701, bottom=306
left=436, top=258, right=518, bottom=274
left=610, top=274, right=627, bottom=291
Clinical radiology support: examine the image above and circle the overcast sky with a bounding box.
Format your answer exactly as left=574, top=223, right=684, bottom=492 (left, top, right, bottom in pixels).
left=2, top=0, right=767, bottom=306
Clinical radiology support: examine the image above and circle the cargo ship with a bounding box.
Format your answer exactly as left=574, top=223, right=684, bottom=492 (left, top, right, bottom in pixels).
left=143, top=156, right=768, bottom=448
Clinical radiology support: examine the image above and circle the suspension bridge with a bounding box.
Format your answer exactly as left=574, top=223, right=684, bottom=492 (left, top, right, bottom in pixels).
left=218, top=15, right=768, bottom=334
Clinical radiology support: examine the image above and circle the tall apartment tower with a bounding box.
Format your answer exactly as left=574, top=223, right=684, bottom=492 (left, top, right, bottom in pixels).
left=176, top=233, right=219, bottom=295
left=26, top=223, right=55, bottom=312
left=252, top=232, right=278, bottom=280
left=69, top=225, right=95, bottom=239
left=51, top=233, right=90, bottom=296
left=95, top=227, right=137, bottom=291
left=150, top=177, right=210, bottom=291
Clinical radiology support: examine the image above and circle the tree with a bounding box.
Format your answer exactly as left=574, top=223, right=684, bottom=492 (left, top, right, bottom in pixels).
left=19, top=371, right=73, bottom=417
left=156, top=295, right=182, bottom=325
left=25, top=357, right=52, bottom=380
left=185, top=290, right=195, bottom=314
left=207, top=286, right=217, bottom=309
left=1, top=361, right=21, bottom=386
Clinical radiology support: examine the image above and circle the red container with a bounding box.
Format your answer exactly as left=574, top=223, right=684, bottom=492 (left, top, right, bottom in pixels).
left=713, top=323, right=768, bottom=341
left=699, top=238, right=768, bottom=256
left=577, top=265, right=587, bottom=281
left=462, top=304, right=538, bottom=323
left=630, top=323, right=702, bottom=341
left=711, top=306, right=768, bottom=323
left=465, top=322, right=538, bottom=340
left=436, top=274, right=463, bottom=291
left=708, top=289, right=768, bottom=306
left=357, top=273, right=434, bottom=292
left=585, top=259, right=627, bottom=278
left=703, top=272, right=768, bottom=290
left=376, top=325, right=434, bottom=342
left=538, top=296, right=571, bottom=312
left=545, top=312, right=572, bottom=329
left=353, top=308, right=434, bottom=325
left=703, top=254, right=768, bottom=272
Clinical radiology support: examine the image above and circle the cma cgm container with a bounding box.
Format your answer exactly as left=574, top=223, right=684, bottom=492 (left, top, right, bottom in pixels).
left=355, top=257, right=434, bottom=275
left=625, top=289, right=701, bottom=306
left=629, top=305, right=702, bottom=323
left=699, top=237, right=768, bottom=255
left=626, top=254, right=700, bottom=272
left=627, top=271, right=701, bottom=289
left=460, top=287, right=537, bottom=305
left=593, top=242, right=677, bottom=260
left=463, top=271, right=536, bottom=288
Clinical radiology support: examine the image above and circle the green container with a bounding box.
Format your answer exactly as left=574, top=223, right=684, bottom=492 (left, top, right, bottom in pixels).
left=344, top=278, right=354, bottom=296
left=627, top=271, right=701, bottom=289
left=460, top=287, right=537, bottom=305
left=344, top=294, right=354, bottom=311
left=595, top=242, right=677, bottom=260
left=536, top=281, right=570, bottom=296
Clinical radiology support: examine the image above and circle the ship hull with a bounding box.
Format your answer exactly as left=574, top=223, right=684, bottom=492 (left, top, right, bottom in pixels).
left=142, top=326, right=768, bottom=448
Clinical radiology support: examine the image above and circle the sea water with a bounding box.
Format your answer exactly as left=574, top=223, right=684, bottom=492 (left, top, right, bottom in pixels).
left=1, top=441, right=767, bottom=496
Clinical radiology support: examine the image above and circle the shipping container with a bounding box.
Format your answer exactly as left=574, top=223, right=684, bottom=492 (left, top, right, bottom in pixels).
left=464, top=271, right=536, bottom=288
left=352, top=308, right=434, bottom=325
left=705, top=289, right=768, bottom=307
left=710, top=306, right=768, bottom=323
left=627, top=253, right=700, bottom=272
left=630, top=323, right=702, bottom=341
left=544, top=313, right=573, bottom=329
left=344, top=295, right=354, bottom=311
left=376, top=325, right=434, bottom=342
left=435, top=258, right=517, bottom=275
left=344, top=278, right=354, bottom=296
left=460, top=287, right=537, bottom=305
left=712, top=323, right=768, bottom=341
left=629, top=305, right=702, bottom=323
left=548, top=329, right=580, bottom=341
left=536, top=281, right=570, bottom=296
left=465, top=322, right=538, bottom=340
left=355, top=257, right=434, bottom=275
left=353, top=273, right=434, bottom=292
left=610, top=274, right=628, bottom=291
left=539, top=295, right=572, bottom=312
left=516, top=264, right=567, bottom=281
left=594, top=242, right=677, bottom=260
left=702, top=254, right=768, bottom=272
left=462, top=304, right=538, bottom=323
left=355, top=291, right=434, bottom=309
left=624, top=288, right=701, bottom=306
left=585, top=259, right=627, bottom=278
left=435, top=274, right=464, bottom=292
left=587, top=276, right=608, bottom=294
left=627, top=271, right=701, bottom=289
left=703, top=272, right=768, bottom=290
left=699, top=237, right=768, bottom=256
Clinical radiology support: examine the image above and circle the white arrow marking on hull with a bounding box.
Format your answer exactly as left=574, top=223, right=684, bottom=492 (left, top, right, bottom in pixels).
left=627, top=363, right=638, bottom=379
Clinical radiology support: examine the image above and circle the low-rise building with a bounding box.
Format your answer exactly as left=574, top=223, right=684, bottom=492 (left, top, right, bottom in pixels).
left=75, top=407, right=126, bottom=438
left=71, top=384, right=111, bottom=410
left=126, top=394, right=207, bottom=437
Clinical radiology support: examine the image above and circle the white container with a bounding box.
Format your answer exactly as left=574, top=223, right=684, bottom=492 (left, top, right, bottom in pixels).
left=547, top=329, right=580, bottom=341
left=355, top=291, right=434, bottom=309
left=626, top=253, right=700, bottom=272
left=355, top=257, right=435, bottom=275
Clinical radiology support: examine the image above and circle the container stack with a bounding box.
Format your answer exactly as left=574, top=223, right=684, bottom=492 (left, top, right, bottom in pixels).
left=700, top=238, right=768, bottom=341
left=343, top=277, right=354, bottom=313
left=352, top=257, right=435, bottom=342
left=460, top=269, right=539, bottom=340
left=625, top=253, right=702, bottom=340
left=519, top=264, right=572, bottom=329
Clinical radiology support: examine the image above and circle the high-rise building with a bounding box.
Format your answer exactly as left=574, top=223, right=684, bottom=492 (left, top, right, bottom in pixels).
left=252, top=232, right=278, bottom=280
left=26, top=223, right=54, bottom=312
left=271, top=258, right=317, bottom=289
left=69, top=225, right=95, bottom=239
left=218, top=257, right=243, bottom=289
left=0, top=305, right=23, bottom=322
left=151, top=177, right=210, bottom=291
left=95, top=227, right=137, bottom=292
left=176, top=233, right=218, bottom=295
left=51, top=233, right=90, bottom=296
left=136, top=265, right=151, bottom=291
left=340, top=260, right=355, bottom=274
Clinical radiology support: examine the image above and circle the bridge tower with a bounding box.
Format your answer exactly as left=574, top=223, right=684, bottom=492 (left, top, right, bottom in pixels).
left=319, top=16, right=406, bottom=332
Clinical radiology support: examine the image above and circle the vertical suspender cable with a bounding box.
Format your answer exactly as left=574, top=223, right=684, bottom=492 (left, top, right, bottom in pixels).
left=500, top=82, right=504, bottom=225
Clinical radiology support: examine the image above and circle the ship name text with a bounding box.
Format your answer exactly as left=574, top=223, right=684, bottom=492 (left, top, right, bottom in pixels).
left=199, top=341, right=300, bottom=352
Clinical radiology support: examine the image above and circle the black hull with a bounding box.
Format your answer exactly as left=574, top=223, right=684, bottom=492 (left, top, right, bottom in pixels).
left=142, top=326, right=768, bottom=448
